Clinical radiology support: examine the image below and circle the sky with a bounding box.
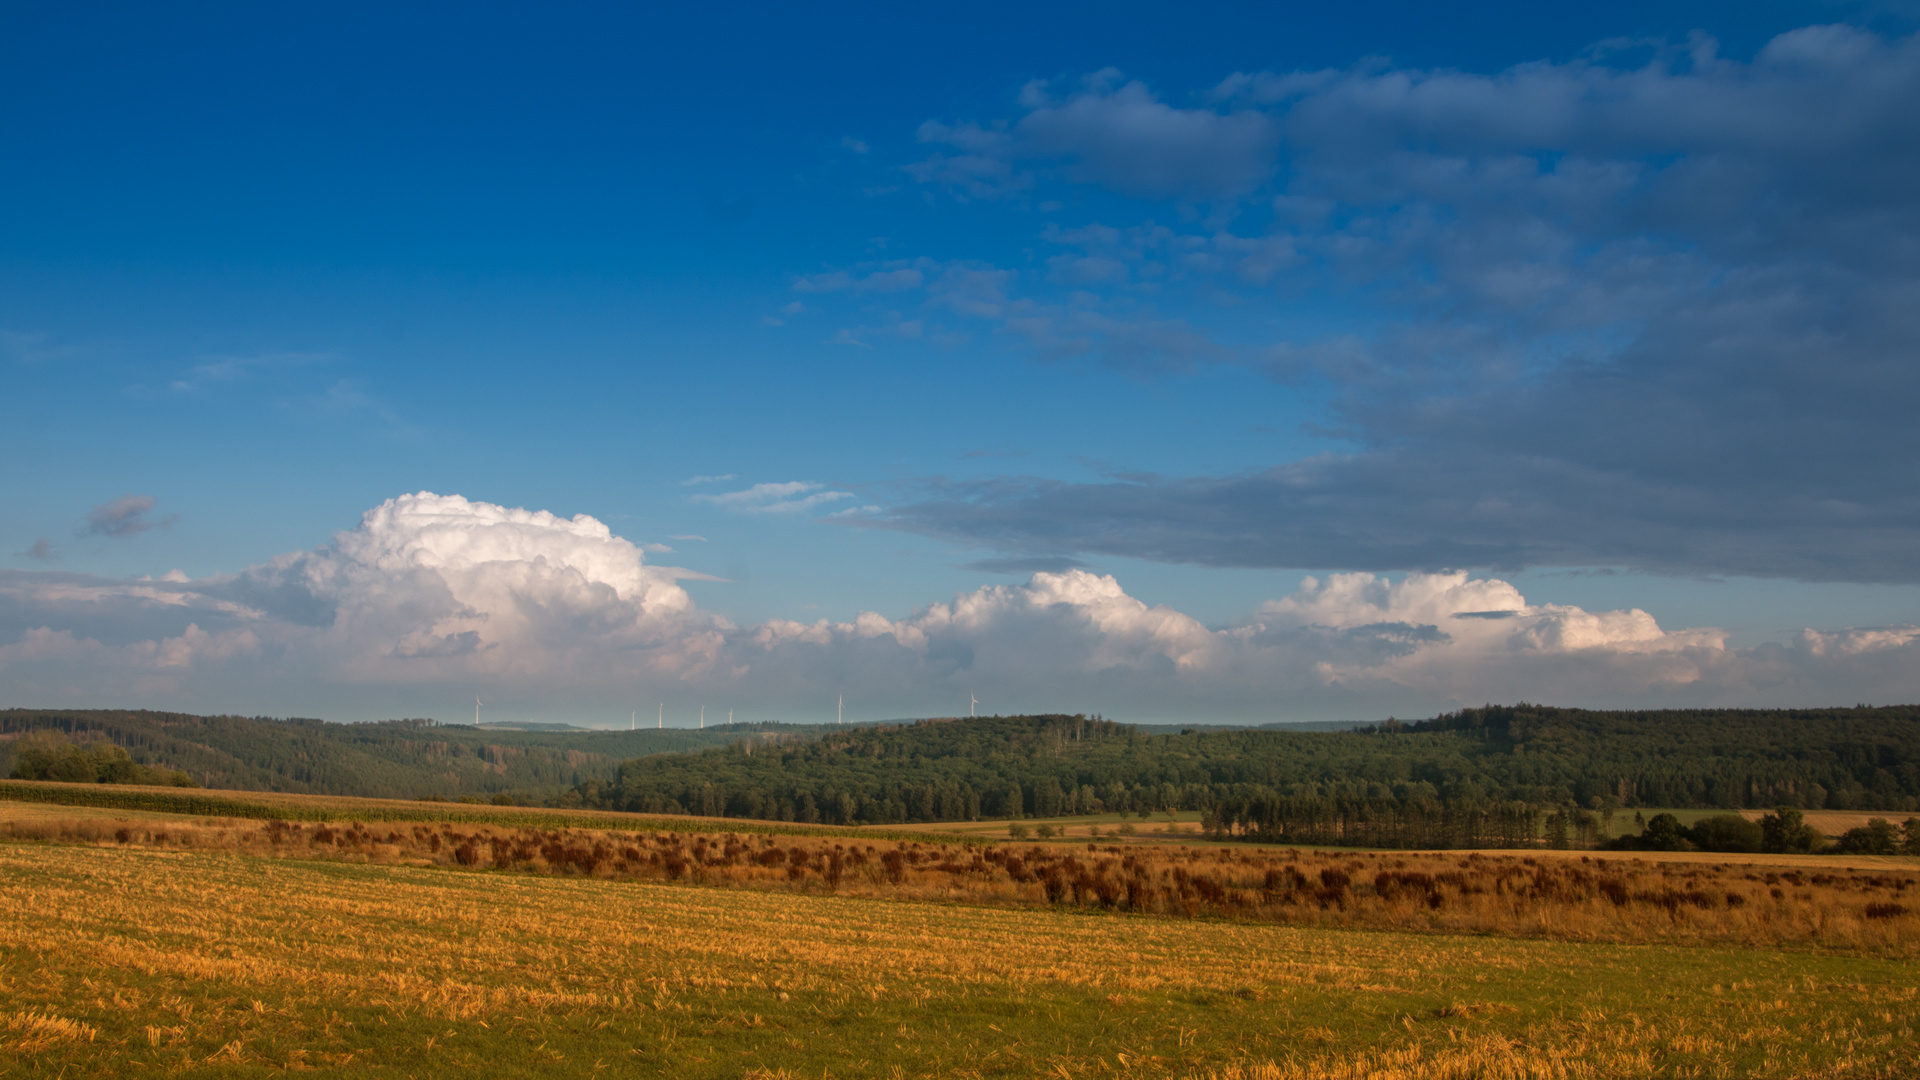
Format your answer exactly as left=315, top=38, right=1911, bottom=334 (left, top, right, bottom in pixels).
left=4, top=1, right=1919, bottom=726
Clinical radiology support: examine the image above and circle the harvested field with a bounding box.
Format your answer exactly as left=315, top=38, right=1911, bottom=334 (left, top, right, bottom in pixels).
left=4, top=791, right=1918, bottom=1078
left=9, top=807, right=1916, bottom=955
left=2, top=836, right=1916, bottom=1079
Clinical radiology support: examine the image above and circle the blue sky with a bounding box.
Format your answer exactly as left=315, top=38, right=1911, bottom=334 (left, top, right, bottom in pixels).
left=4, top=2, right=1919, bottom=725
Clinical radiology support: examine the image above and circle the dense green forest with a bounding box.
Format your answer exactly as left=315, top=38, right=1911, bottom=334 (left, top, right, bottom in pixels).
left=7, top=729, right=196, bottom=787
left=7, top=704, right=1916, bottom=826
left=0, top=709, right=820, bottom=799
left=572, top=705, right=1920, bottom=827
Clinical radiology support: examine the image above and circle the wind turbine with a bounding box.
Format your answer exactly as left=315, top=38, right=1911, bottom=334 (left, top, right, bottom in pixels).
left=970, top=692, right=978, bottom=718
left=631, top=709, right=636, bottom=731
left=838, top=694, right=843, bottom=725
left=474, top=696, right=483, bottom=727
left=657, top=703, right=663, bottom=729
left=728, top=709, right=733, bottom=725
left=699, top=705, right=705, bottom=729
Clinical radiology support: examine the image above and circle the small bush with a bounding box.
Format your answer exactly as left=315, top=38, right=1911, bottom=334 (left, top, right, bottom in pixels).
left=1863, top=902, right=1907, bottom=919
left=1041, top=869, right=1069, bottom=903
left=1638, top=814, right=1695, bottom=852
left=1689, top=815, right=1763, bottom=853
left=1835, top=820, right=1901, bottom=856
left=1761, top=808, right=1824, bottom=854
left=1315, top=867, right=1351, bottom=908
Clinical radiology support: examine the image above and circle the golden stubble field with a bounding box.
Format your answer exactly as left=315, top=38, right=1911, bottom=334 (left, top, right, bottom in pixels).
left=3, top=801, right=1918, bottom=1078
left=9, top=802, right=1913, bottom=955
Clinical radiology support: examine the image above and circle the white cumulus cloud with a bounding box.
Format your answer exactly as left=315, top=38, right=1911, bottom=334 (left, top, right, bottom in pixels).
left=1, top=495, right=1916, bottom=721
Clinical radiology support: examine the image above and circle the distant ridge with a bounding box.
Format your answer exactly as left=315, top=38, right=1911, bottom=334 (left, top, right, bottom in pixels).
left=572, top=705, right=1920, bottom=826
left=0, top=709, right=831, bottom=801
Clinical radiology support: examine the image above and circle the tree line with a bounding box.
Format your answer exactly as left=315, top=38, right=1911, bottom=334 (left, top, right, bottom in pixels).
left=568, top=705, right=1920, bottom=827
left=0, top=709, right=798, bottom=799
left=7, top=729, right=195, bottom=786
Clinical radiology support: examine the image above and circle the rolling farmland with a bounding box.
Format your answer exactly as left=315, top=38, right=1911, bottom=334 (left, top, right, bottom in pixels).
left=3, top=791, right=1917, bottom=1077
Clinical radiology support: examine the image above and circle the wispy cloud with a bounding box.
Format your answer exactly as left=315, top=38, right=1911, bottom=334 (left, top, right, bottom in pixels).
left=81, top=495, right=175, bottom=539
left=909, top=69, right=1278, bottom=202
left=693, top=481, right=854, bottom=515
left=1, top=330, right=83, bottom=366
left=680, top=474, right=737, bottom=486
left=168, top=351, right=325, bottom=393
left=314, top=378, right=417, bottom=438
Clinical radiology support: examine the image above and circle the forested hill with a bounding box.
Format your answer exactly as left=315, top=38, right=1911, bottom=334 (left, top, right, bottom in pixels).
left=572, top=705, right=1920, bottom=825
left=0, top=709, right=815, bottom=800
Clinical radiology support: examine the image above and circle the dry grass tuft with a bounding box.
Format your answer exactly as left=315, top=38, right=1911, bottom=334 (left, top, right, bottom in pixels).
left=5, top=1009, right=99, bottom=1050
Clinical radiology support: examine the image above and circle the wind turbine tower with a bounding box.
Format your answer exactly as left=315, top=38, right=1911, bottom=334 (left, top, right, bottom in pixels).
left=657, top=703, right=662, bottom=729
left=970, top=693, right=978, bottom=718
left=631, top=709, right=635, bottom=731
left=699, top=706, right=705, bottom=729
left=838, top=694, right=843, bottom=725
left=474, top=696, right=482, bottom=727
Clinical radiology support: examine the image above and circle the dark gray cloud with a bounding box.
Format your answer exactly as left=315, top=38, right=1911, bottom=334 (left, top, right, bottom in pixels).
left=911, top=69, right=1279, bottom=202
left=81, top=494, right=174, bottom=539
left=882, top=26, right=1920, bottom=584
left=22, top=538, right=53, bottom=560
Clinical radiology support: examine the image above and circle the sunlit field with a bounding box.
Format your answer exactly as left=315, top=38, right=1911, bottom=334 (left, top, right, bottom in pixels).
left=3, top=794, right=1917, bottom=1077
left=7, top=805, right=1916, bottom=954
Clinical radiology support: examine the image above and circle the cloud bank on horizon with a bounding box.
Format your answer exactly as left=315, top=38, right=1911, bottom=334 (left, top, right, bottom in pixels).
left=2, top=492, right=1915, bottom=724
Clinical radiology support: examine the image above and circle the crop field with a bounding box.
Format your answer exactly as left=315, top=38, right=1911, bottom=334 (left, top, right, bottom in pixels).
left=3, top=798, right=1918, bottom=1078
